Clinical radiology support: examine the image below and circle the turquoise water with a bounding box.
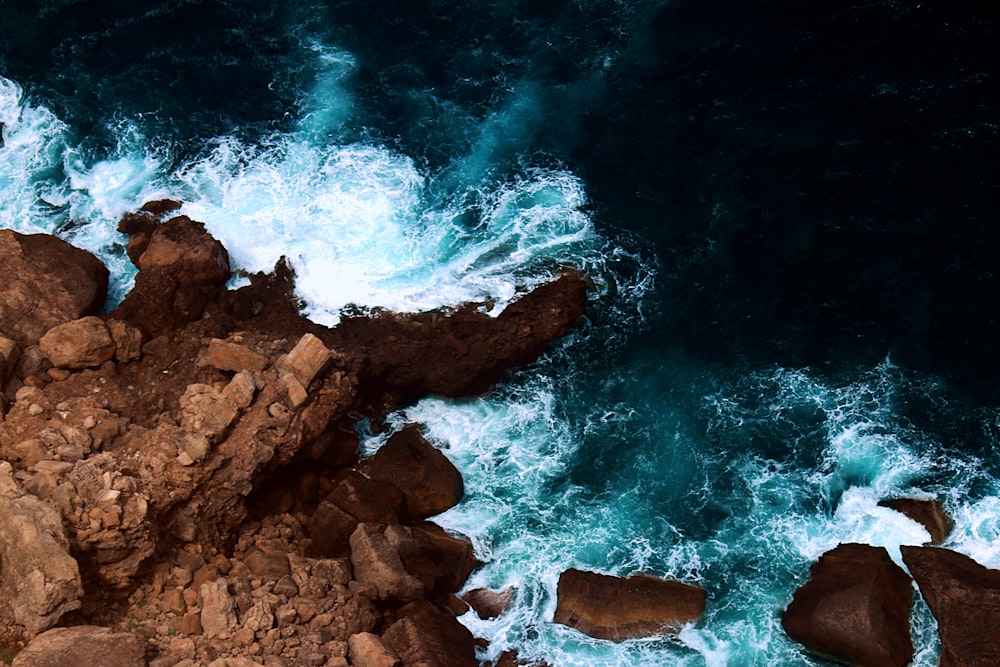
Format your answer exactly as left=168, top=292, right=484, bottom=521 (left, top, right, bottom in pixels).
left=3, top=2, right=1000, bottom=664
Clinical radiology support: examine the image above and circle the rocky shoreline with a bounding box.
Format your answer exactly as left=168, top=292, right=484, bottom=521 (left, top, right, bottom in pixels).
left=3, top=204, right=1000, bottom=666
left=1, top=203, right=589, bottom=667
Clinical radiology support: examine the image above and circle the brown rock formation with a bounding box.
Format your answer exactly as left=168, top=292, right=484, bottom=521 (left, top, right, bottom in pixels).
left=328, top=269, right=587, bottom=400
left=0, top=230, right=109, bottom=349
left=901, top=545, right=1000, bottom=667
left=364, top=424, right=464, bottom=521
left=553, top=568, right=706, bottom=640
left=112, top=213, right=230, bottom=335
left=380, top=600, right=479, bottom=667
left=38, top=316, right=116, bottom=369
left=0, top=462, right=83, bottom=635
left=880, top=497, right=953, bottom=544
left=11, top=626, right=144, bottom=667
left=463, top=587, right=515, bottom=620
left=782, top=543, right=913, bottom=667
left=0, top=205, right=589, bottom=665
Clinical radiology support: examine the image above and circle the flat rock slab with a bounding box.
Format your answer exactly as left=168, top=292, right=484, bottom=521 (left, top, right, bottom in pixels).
left=12, top=626, right=144, bottom=667
left=783, top=543, right=913, bottom=667
left=902, top=545, right=1000, bottom=667
left=554, top=568, right=706, bottom=640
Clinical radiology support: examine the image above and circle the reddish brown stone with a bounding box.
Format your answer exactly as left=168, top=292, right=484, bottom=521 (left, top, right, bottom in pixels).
left=902, top=545, right=1000, bottom=667
left=554, top=568, right=706, bottom=640
left=783, top=543, right=913, bottom=667
left=880, top=497, right=953, bottom=544
left=328, top=269, right=586, bottom=399
left=380, top=600, right=478, bottom=667
left=0, top=230, right=109, bottom=349
left=365, top=424, right=463, bottom=521
left=205, top=338, right=269, bottom=373
left=462, top=587, right=515, bottom=620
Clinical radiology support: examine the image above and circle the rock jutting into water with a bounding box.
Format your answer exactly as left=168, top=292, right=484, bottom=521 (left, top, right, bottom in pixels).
left=553, top=568, right=706, bottom=640
left=902, top=545, right=1000, bottom=667
left=782, top=543, right=914, bottom=667
left=0, top=203, right=587, bottom=665
left=879, top=497, right=954, bottom=545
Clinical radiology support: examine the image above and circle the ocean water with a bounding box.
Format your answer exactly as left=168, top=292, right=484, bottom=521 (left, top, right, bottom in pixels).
left=3, top=1, right=999, bottom=665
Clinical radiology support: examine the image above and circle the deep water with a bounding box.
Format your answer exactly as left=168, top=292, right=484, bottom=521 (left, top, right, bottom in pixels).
left=3, top=1, right=999, bottom=665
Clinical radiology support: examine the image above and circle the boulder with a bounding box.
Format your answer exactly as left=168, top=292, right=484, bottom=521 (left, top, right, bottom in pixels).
left=38, top=316, right=116, bottom=369
left=277, top=333, right=331, bottom=388
left=366, top=425, right=463, bottom=521
left=11, top=626, right=144, bottom=667
left=348, top=632, right=401, bottom=667
left=0, top=461, right=83, bottom=634
left=206, top=338, right=269, bottom=373
left=879, top=497, right=953, bottom=544
left=554, top=568, right=706, bottom=640
left=105, top=318, right=144, bottom=363
left=901, top=545, right=1000, bottom=667
left=782, top=543, right=913, bottom=667
left=200, top=578, right=238, bottom=637
left=462, top=587, right=515, bottom=620
left=386, top=522, right=477, bottom=600
left=111, top=214, right=230, bottom=334
left=349, top=523, right=426, bottom=602
left=311, top=471, right=405, bottom=557
left=0, top=230, right=109, bottom=349
left=380, top=600, right=478, bottom=667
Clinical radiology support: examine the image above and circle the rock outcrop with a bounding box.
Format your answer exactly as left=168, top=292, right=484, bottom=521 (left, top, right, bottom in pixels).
left=902, top=546, right=1000, bottom=667
left=879, top=497, right=953, bottom=544
left=0, top=462, right=83, bottom=635
left=0, top=205, right=590, bottom=665
left=553, top=568, right=706, bottom=640
left=0, top=230, right=109, bottom=349
left=782, top=543, right=913, bottom=667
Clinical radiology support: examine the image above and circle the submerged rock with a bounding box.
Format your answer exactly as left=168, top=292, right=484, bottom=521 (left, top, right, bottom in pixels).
left=553, top=568, right=706, bottom=640
left=902, top=545, right=1000, bottom=667
left=782, top=543, right=913, bottom=667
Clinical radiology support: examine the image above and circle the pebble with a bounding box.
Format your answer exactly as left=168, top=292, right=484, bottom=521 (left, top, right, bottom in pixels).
left=28, top=403, right=44, bottom=415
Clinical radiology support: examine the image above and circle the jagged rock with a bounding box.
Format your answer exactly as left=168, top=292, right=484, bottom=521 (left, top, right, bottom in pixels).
left=200, top=578, right=238, bottom=637
left=11, top=626, right=144, bottom=667
left=0, top=461, right=83, bottom=634
left=365, top=425, right=463, bottom=521
left=901, top=546, right=1000, bottom=667
left=1, top=334, right=19, bottom=385
left=380, top=600, right=478, bottom=667
left=554, top=568, right=706, bottom=641
left=348, top=632, right=401, bottom=667
left=880, top=497, right=953, bottom=544
left=222, top=369, right=257, bottom=409
left=783, top=543, right=913, bottom=667
left=106, top=318, right=144, bottom=363
left=463, top=587, right=515, bottom=620
left=349, top=523, right=427, bottom=602
left=179, top=383, right=239, bottom=443
left=206, top=338, right=269, bottom=373
left=277, top=333, right=331, bottom=389
left=112, top=215, right=230, bottom=334
left=329, top=269, right=586, bottom=398
left=311, top=470, right=405, bottom=557
left=0, top=230, right=109, bottom=349
left=386, top=522, right=477, bottom=600
left=38, top=316, right=116, bottom=369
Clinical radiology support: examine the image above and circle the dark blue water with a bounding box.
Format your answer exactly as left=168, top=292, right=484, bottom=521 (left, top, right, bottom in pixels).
left=3, top=2, right=999, bottom=664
